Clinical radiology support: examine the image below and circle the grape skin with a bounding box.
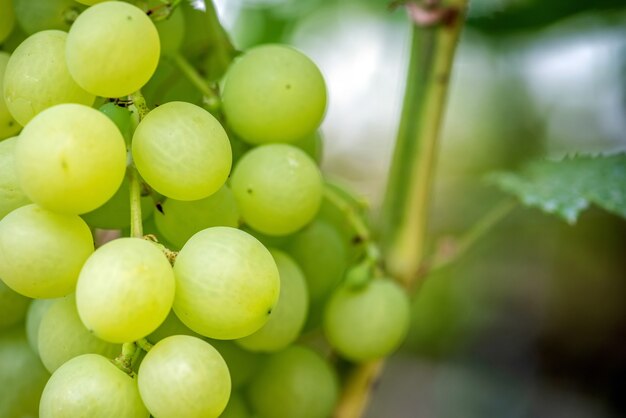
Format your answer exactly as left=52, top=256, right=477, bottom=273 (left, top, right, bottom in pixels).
left=0, top=137, right=30, bottom=220
left=0, top=53, right=21, bottom=139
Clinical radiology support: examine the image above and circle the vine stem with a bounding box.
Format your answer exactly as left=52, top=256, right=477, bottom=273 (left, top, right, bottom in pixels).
left=333, top=1, right=470, bottom=417
left=129, top=167, right=143, bottom=239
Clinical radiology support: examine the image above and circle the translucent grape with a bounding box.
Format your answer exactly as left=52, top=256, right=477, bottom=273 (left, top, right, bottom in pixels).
left=231, top=144, right=323, bottom=235
left=0, top=327, right=50, bottom=418
left=132, top=101, right=231, bottom=200
left=3, top=30, right=95, bottom=126
left=247, top=345, right=338, bottom=418
left=146, top=309, right=201, bottom=344
left=324, top=279, right=411, bottom=362
left=209, top=339, right=264, bottom=390
left=154, top=185, right=239, bottom=249
left=222, top=44, right=326, bottom=144
left=0, top=279, right=30, bottom=330
left=39, top=353, right=149, bottom=418
left=173, top=227, right=280, bottom=340
left=0, top=137, right=30, bottom=219
left=220, top=393, right=251, bottom=418
left=76, top=238, right=175, bottom=343
left=237, top=250, right=308, bottom=352
left=0, top=0, right=15, bottom=43
left=138, top=336, right=231, bottom=418
left=13, top=0, right=79, bottom=35
left=26, top=298, right=56, bottom=354
left=0, top=204, right=94, bottom=298
left=38, top=294, right=120, bottom=373
left=16, top=103, right=127, bottom=214
left=66, top=1, right=160, bottom=97
left=287, top=218, right=347, bottom=301
left=0, top=53, right=21, bottom=139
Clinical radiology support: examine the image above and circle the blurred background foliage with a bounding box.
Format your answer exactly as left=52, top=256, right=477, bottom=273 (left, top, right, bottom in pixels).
left=211, top=0, right=626, bottom=417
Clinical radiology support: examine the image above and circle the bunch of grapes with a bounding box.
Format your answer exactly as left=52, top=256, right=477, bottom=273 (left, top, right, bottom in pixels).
left=0, top=1, right=411, bottom=417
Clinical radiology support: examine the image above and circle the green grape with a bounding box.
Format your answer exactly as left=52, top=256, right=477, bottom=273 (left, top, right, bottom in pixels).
left=0, top=53, right=21, bottom=139
left=13, top=0, right=80, bottom=35
left=16, top=103, right=127, bottom=214
left=39, top=353, right=149, bottom=418
left=146, top=309, right=201, bottom=344
left=0, top=204, right=94, bottom=298
left=3, top=30, right=95, bottom=126
left=99, top=102, right=133, bottom=143
left=209, top=339, right=264, bottom=390
left=287, top=218, right=347, bottom=302
left=76, top=237, right=175, bottom=343
left=0, top=280, right=30, bottom=330
left=0, top=137, right=30, bottom=219
left=152, top=1, right=185, bottom=56
left=0, top=0, right=15, bottom=43
left=154, top=185, right=239, bottom=249
left=26, top=298, right=56, bottom=354
left=247, top=346, right=338, bottom=418
left=292, top=130, right=323, bottom=165
left=81, top=175, right=155, bottom=230
left=132, top=101, right=231, bottom=200
left=222, top=44, right=326, bottom=144
left=0, top=327, right=50, bottom=418
left=231, top=144, right=323, bottom=236
left=237, top=250, right=308, bottom=352
left=38, top=294, right=120, bottom=373
left=173, top=227, right=280, bottom=340
left=220, top=393, right=251, bottom=418
left=323, top=279, right=410, bottom=362
left=138, top=335, right=231, bottom=418
left=66, top=1, right=160, bottom=97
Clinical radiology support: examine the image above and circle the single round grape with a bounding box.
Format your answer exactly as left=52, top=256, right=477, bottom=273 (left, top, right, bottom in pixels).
left=209, top=339, right=264, bottom=390
left=66, top=1, right=160, bottom=97
left=76, top=237, right=175, bottom=343
left=324, top=279, right=411, bottom=362
left=16, top=103, right=127, bottom=214
left=0, top=327, right=50, bottom=418
left=154, top=185, right=239, bottom=249
left=237, top=250, right=308, bottom=352
left=0, top=137, right=30, bottom=220
left=146, top=309, right=201, bottom=345
left=0, top=279, right=30, bottom=330
left=39, top=353, right=149, bottom=418
left=26, top=298, right=56, bottom=354
left=138, top=336, right=231, bottom=418
left=13, top=0, right=79, bottom=35
left=3, top=30, right=95, bottom=126
left=38, top=294, right=120, bottom=373
left=0, top=0, right=15, bottom=43
left=0, top=204, right=94, bottom=298
left=132, top=101, right=231, bottom=200
left=231, top=144, right=323, bottom=235
left=222, top=44, right=326, bottom=144
left=173, top=227, right=280, bottom=340
left=288, top=218, right=347, bottom=301
left=220, top=393, right=251, bottom=418
left=247, top=346, right=338, bottom=418
left=0, top=53, right=21, bottom=139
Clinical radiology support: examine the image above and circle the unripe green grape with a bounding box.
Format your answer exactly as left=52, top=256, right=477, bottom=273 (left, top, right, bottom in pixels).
left=0, top=53, right=21, bottom=139
left=0, top=280, right=30, bottom=330
left=209, top=339, right=264, bottom=390
left=220, top=393, right=251, bottom=418
left=0, top=327, right=50, bottom=418
left=38, top=294, right=120, bottom=373
left=0, top=0, right=15, bottom=43
left=247, top=345, right=338, bottom=418
left=324, top=279, right=411, bottom=362
left=26, top=298, right=56, bottom=354
left=231, top=144, right=323, bottom=236
left=146, top=309, right=201, bottom=344
left=39, top=353, right=149, bottom=418
left=133, top=101, right=231, bottom=200
left=0, top=137, right=30, bottom=220
left=0, top=204, right=94, bottom=298
left=66, top=1, right=160, bottom=97
left=76, top=238, right=175, bottom=343
left=222, top=44, right=326, bottom=144
left=154, top=185, right=239, bottom=249
left=3, top=30, right=95, bottom=126
left=237, top=250, right=308, bottom=352
left=16, top=103, right=127, bottom=214
left=13, top=0, right=79, bottom=35
left=173, top=227, right=280, bottom=340
left=138, top=336, right=231, bottom=418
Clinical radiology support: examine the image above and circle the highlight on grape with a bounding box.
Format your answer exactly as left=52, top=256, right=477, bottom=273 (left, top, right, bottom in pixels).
left=0, top=1, right=410, bottom=417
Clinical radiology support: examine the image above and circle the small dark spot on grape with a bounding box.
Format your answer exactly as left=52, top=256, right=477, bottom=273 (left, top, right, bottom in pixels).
left=61, top=158, right=69, bottom=171
left=127, top=15, right=132, bottom=20
left=352, top=235, right=364, bottom=245
left=8, top=121, right=14, bottom=127
left=267, top=308, right=272, bottom=315
left=285, top=84, right=291, bottom=90
left=156, top=203, right=164, bottom=214
left=247, top=188, right=253, bottom=194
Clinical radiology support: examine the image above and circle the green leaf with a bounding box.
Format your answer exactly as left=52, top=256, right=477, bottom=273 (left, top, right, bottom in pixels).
left=487, top=154, right=626, bottom=223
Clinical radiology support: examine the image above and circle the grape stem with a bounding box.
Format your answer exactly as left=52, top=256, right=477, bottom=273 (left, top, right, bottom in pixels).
left=113, top=342, right=137, bottom=376
left=129, top=167, right=144, bottom=239
left=170, top=52, right=222, bottom=116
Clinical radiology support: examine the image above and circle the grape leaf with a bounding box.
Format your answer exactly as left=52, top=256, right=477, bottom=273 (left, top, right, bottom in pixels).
left=487, top=154, right=626, bottom=223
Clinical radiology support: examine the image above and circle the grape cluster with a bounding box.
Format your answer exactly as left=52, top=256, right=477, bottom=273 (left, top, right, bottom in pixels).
left=0, top=2, right=411, bottom=418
